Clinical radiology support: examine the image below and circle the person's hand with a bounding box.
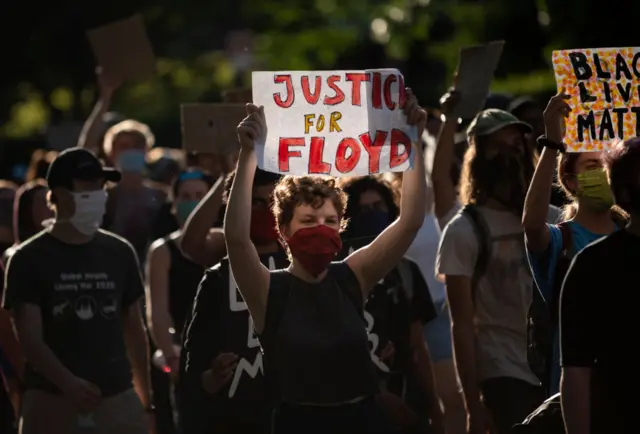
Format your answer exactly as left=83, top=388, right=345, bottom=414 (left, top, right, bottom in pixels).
left=95, top=66, right=122, bottom=99
left=201, top=353, right=239, bottom=394
left=403, top=88, right=428, bottom=141
left=543, top=88, right=571, bottom=145
left=62, top=376, right=102, bottom=412
left=237, top=104, right=267, bottom=151
left=439, top=89, right=462, bottom=119
left=467, top=403, right=494, bottom=434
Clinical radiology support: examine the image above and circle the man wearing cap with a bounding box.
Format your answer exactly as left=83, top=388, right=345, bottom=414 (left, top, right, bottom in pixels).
left=2, top=148, right=153, bottom=434
left=435, top=98, right=556, bottom=434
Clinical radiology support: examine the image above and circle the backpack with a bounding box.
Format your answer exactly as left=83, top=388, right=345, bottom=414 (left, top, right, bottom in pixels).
left=461, top=205, right=570, bottom=393
left=527, top=223, right=574, bottom=393
left=512, top=393, right=565, bottom=434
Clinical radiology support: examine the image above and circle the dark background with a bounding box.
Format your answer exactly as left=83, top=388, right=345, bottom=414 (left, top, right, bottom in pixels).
left=0, top=0, right=636, bottom=178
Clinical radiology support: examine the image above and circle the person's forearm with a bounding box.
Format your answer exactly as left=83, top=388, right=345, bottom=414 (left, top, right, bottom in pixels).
left=181, top=175, right=226, bottom=260
left=522, top=148, right=558, bottom=232
left=399, top=146, right=427, bottom=229
left=224, top=150, right=256, bottom=245
left=432, top=120, right=457, bottom=218
left=561, top=368, right=591, bottom=434
left=77, top=95, right=111, bottom=153
left=149, top=313, right=177, bottom=360
left=125, top=324, right=151, bottom=408
left=451, top=323, right=482, bottom=414
left=20, top=337, right=75, bottom=391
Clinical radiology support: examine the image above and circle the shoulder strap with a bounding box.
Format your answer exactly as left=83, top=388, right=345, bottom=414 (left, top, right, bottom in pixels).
left=557, top=222, right=574, bottom=257
left=461, top=204, right=491, bottom=296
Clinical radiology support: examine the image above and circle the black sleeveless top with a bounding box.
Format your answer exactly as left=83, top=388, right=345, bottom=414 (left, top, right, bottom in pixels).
left=261, top=261, right=378, bottom=404
left=165, top=236, right=204, bottom=336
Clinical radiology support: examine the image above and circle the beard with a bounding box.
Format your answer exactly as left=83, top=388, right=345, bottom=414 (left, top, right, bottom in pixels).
left=486, top=150, right=534, bottom=212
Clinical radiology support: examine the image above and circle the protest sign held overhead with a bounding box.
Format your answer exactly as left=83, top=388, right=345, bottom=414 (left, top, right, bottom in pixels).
left=251, top=69, right=418, bottom=176
left=553, top=47, right=640, bottom=152
left=181, top=104, right=246, bottom=154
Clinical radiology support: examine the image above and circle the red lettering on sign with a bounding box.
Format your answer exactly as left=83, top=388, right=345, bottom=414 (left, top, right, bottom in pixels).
left=335, top=138, right=361, bottom=173
left=383, top=75, right=397, bottom=110
left=372, top=73, right=382, bottom=109
left=301, top=76, right=321, bottom=105
left=273, top=75, right=294, bottom=108
left=308, top=137, right=331, bottom=174
left=324, top=75, right=345, bottom=106
left=389, top=129, right=412, bottom=168
left=398, top=75, right=406, bottom=109
left=278, top=138, right=304, bottom=172
left=358, top=131, right=387, bottom=174
left=346, top=73, right=370, bottom=106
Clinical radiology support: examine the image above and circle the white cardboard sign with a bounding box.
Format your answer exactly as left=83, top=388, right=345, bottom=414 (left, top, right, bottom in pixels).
left=251, top=69, right=417, bottom=176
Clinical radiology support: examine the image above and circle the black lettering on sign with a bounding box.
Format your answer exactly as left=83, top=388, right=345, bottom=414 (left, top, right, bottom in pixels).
left=577, top=111, right=596, bottom=142
left=612, top=108, right=628, bottom=138
left=598, top=109, right=614, bottom=141
left=569, top=52, right=593, bottom=80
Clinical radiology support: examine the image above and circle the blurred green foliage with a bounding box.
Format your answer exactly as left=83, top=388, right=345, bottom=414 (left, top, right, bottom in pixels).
left=1, top=0, right=639, bottom=142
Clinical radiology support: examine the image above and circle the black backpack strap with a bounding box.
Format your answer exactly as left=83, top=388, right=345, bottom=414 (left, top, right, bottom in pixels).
left=550, top=222, right=573, bottom=325
left=329, top=261, right=365, bottom=319
left=461, top=204, right=491, bottom=299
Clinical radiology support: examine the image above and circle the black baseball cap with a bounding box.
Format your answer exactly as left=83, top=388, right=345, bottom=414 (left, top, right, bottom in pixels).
left=46, top=148, right=121, bottom=190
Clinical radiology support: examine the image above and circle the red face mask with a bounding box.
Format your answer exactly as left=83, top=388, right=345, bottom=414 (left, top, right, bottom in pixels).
left=250, top=208, right=279, bottom=245
left=286, top=225, right=343, bottom=277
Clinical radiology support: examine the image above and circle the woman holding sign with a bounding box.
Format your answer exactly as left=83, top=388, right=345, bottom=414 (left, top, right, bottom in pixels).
left=224, top=89, right=427, bottom=434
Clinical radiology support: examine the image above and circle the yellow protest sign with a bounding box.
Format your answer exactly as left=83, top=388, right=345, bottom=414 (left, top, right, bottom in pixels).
left=552, top=47, right=640, bottom=152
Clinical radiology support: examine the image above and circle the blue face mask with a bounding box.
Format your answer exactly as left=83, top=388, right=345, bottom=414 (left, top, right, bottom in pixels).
left=345, top=208, right=391, bottom=240
left=176, top=200, right=198, bottom=225
left=117, top=150, right=146, bottom=174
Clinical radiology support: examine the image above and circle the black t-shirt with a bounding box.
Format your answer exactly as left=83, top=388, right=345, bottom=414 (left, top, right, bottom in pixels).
left=339, top=236, right=436, bottom=396
left=560, top=229, right=640, bottom=434
left=181, top=251, right=289, bottom=420
left=1, top=230, right=144, bottom=397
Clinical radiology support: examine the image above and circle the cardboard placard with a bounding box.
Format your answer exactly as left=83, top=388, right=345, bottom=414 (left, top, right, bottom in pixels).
left=180, top=104, right=247, bottom=154
left=87, top=14, right=155, bottom=82
left=251, top=69, right=417, bottom=177
left=451, top=41, right=505, bottom=119
left=552, top=47, right=640, bottom=152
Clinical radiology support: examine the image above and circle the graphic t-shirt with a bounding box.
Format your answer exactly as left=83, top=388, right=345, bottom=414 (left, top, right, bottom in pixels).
left=527, top=220, right=615, bottom=394
left=1, top=230, right=144, bottom=397
left=181, top=251, right=289, bottom=422
left=560, top=229, right=640, bottom=434
left=340, top=236, right=437, bottom=397
left=436, top=206, right=552, bottom=386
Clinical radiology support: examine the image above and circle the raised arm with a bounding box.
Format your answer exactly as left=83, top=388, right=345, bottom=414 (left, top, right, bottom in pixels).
left=224, top=104, right=271, bottom=333
left=77, top=67, right=121, bottom=154
left=145, top=240, right=179, bottom=375
left=431, top=90, right=461, bottom=221
left=523, top=90, right=570, bottom=252
left=180, top=174, right=228, bottom=267
left=347, top=89, right=427, bottom=293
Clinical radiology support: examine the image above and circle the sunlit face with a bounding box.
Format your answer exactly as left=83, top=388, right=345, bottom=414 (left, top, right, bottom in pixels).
left=284, top=199, right=341, bottom=239
left=32, top=189, right=53, bottom=228
left=175, top=179, right=208, bottom=205
left=565, top=151, right=604, bottom=193
left=110, top=132, right=146, bottom=162
left=358, top=189, right=388, bottom=212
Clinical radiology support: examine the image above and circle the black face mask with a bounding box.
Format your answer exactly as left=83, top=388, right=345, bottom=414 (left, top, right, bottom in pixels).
left=486, top=150, right=531, bottom=212
left=344, top=208, right=391, bottom=240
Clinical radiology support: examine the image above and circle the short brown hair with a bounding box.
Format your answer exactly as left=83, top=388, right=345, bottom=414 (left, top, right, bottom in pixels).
left=103, top=119, right=155, bottom=156
left=272, top=176, right=348, bottom=234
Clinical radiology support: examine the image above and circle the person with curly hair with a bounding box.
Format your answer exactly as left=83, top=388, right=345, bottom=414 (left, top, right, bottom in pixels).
left=223, top=88, right=427, bottom=434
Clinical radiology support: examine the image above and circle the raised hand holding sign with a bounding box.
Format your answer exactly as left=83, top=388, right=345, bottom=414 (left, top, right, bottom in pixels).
left=251, top=69, right=418, bottom=176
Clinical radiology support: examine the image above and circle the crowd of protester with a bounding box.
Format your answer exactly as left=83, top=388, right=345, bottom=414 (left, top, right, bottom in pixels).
left=0, top=65, right=637, bottom=434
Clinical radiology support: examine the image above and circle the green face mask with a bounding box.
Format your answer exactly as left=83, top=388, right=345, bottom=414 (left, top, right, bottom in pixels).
left=577, top=168, right=614, bottom=211
left=176, top=200, right=198, bottom=225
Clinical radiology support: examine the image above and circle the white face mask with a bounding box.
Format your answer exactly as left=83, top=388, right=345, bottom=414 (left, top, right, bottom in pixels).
left=64, top=190, right=108, bottom=235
